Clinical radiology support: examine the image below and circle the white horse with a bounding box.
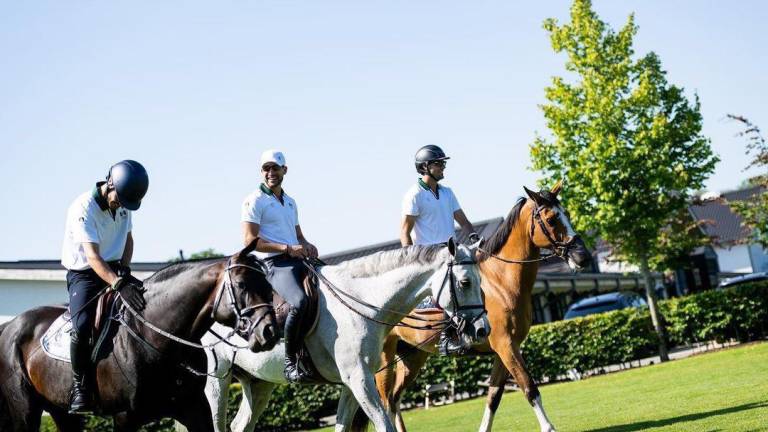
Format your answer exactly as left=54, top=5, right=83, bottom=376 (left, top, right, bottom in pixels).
left=203, top=239, right=488, bottom=432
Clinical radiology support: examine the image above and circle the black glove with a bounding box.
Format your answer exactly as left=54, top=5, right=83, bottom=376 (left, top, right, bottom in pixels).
left=113, top=277, right=146, bottom=311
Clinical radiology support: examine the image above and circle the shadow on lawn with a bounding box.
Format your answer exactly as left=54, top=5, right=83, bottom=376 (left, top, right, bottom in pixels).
left=583, top=401, right=768, bottom=432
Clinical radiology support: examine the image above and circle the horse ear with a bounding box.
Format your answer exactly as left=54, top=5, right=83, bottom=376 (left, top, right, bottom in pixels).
left=550, top=179, right=563, bottom=196
left=524, top=186, right=545, bottom=206
left=447, top=237, right=457, bottom=257
left=238, top=238, right=259, bottom=258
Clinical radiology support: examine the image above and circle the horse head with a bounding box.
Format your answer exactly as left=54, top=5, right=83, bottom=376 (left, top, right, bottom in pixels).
left=213, top=238, right=279, bottom=352
left=432, top=238, right=489, bottom=350
left=523, top=179, right=592, bottom=270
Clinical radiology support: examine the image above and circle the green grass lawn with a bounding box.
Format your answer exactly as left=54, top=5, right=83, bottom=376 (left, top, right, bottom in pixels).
left=317, top=342, right=768, bottom=431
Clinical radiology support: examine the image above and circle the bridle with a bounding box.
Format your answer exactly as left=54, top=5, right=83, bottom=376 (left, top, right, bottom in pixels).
left=211, top=257, right=274, bottom=338
left=432, top=259, right=487, bottom=336
left=480, top=200, right=578, bottom=264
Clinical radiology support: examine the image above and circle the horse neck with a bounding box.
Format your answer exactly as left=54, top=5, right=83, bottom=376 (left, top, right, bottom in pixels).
left=481, top=202, right=540, bottom=302
left=333, top=258, right=445, bottom=325
left=136, top=263, right=219, bottom=351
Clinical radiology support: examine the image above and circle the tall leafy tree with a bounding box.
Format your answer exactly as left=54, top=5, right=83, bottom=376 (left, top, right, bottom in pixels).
left=727, top=114, right=768, bottom=248
left=531, top=0, right=719, bottom=360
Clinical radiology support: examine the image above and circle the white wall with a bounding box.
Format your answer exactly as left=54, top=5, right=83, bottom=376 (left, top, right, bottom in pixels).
left=715, top=244, right=753, bottom=273
left=0, top=279, right=67, bottom=323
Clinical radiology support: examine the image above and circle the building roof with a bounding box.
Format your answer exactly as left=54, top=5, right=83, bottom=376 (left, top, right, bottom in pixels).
left=689, top=185, right=763, bottom=245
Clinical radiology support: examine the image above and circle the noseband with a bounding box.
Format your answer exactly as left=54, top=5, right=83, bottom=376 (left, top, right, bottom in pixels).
left=211, top=258, right=274, bottom=338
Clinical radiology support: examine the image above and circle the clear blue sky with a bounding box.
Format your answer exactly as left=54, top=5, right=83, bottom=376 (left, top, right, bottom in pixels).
left=1, top=1, right=765, bottom=262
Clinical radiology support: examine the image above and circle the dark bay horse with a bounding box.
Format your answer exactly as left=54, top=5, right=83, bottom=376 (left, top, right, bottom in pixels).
left=0, top=240, right=278, bottom=432
left=369, top=182, right=592, bottom=432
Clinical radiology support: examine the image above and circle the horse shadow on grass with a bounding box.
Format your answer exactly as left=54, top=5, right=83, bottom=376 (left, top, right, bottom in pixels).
left=583, top=401, right=768, bottom=432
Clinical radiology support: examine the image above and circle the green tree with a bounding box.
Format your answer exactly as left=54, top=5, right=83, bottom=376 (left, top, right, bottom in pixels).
left=727, top=114, right=768, bottom=248
left=531, top=0, right=719, bottom=360
left=169, top=248, right=225, bottom=262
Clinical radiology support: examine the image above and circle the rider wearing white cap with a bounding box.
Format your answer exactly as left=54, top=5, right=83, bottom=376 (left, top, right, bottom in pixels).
left=401, top=145, right=479, bottom=355
left=241, top=149, right=319, bottom=382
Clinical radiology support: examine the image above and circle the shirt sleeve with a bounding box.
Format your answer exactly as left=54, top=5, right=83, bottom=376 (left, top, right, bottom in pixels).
left=402, top=190, right=420, bottom=216
left=450, top=190, right=461, bottom=213
left=126, top=211, right=133, bottom=233
left=71, top=206, right=100, bottom=244
left=241, top=196, right=262, bottom=224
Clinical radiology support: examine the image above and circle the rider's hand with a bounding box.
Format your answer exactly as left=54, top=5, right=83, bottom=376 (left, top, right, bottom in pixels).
left=304, top=243, right=319, bottom=259
left=287, top=244, right=308, bottom=258
left=113, top=278, right=146, bottom=311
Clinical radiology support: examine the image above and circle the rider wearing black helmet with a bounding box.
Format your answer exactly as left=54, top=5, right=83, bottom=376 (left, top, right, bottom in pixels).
left=61, top=160, right=148, bottom=414
left=402, top=145, right=480, bottom=354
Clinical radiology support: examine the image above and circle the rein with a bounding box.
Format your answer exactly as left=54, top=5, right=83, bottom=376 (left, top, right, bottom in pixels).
left=302, top=258, right=485, bottom=333
left=479, top=202, right=575, bottom=265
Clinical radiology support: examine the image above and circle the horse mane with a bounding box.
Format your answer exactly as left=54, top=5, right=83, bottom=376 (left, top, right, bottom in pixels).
left=334, top=244, right=446, bottom=278
left=144, top=257, right=225, bottom=283
left=480, top=197, right=527, bottom=259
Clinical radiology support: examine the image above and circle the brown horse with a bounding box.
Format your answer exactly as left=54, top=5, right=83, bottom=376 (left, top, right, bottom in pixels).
left=0, top=240, right=278, bottom=432
left=367, top=182, right=592, bottom=432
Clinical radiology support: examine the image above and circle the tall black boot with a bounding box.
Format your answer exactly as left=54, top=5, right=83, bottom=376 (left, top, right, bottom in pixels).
left=283, top=308, right=310, bottom=383
left=438, top=327, right=467, bottom=356
left=69, top=333, right=94, bottom=414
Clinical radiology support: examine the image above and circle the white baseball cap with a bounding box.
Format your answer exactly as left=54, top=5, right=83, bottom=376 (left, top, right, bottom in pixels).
left=259, top=149, right=286, bottom=167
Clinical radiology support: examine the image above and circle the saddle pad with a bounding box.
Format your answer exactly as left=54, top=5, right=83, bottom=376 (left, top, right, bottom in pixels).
left=40, top=314, right=72, bottom=363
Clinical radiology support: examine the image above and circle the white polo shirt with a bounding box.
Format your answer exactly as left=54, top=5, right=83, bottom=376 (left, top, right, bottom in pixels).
left=402, top=180, right=461, bottom=245
left=61, top=185, right=132, bottom=271
left=241, top=184, right=300, bottom=259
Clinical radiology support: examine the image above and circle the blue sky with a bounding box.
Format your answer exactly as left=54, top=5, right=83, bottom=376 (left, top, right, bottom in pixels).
left=1, top=1, right=765, bottom=262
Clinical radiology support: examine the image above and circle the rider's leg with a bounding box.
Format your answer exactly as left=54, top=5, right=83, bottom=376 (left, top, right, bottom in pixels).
left=268, top=258, right=311, bottom=382
left=66, top=269, right=100, bottom=414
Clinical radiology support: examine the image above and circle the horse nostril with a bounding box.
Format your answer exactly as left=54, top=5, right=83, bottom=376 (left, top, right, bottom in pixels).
left=476, top=327, right=488, bottom=339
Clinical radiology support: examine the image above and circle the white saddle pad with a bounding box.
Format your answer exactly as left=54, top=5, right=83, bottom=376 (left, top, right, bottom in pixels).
left=40, top=314, right=73, bottom=363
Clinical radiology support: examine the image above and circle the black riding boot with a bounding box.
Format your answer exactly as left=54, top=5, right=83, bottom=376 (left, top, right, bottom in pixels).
left=283, top=308, right=310, bottom=383
left=69, top=333, right=94, bottom=414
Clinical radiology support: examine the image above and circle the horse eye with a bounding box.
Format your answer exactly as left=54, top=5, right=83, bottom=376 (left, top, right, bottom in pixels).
left=547, top=216, right=558, bottom=225
left=460, top=278, right=471, bottom=288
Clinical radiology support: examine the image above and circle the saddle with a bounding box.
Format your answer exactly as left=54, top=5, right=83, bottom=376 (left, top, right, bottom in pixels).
left=40, top=290, right=123, bottom=363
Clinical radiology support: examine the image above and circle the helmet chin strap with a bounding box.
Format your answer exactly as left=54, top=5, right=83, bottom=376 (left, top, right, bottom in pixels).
left=424, top=163, right=441, bottom=183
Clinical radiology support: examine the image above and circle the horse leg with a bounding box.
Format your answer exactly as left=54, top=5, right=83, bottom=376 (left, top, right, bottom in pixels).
left=230, top=376, right=276, bottom=432
left=494, top=339, right=555, bottom=432
left=478, top=357, right=509, bottom=432
left=375, top=333, right=400, bottom=428
left=204, top=363, right=232, bottom=432
left=343, top=370, right=397, bottom=432
left=335, top=387, right=360, bottom=431
left=0, top=376, right=43, bottom=432
left=390, top=348, right=431, bottom=432
left=49, top=408, right=84, bottom=432
left=175, top=395, right=215, bottom=432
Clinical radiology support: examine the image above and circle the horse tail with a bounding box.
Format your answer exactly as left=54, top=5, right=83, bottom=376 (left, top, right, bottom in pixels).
left=350, top=407, right=370, bottom=432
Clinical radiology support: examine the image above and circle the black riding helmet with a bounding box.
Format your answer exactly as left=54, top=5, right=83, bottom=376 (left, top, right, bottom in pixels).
left=107, top=160, right=149, bottom=211
left=414, top=145, right=450, bottom=175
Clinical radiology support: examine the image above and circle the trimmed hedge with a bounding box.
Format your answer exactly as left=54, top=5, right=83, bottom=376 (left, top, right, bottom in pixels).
left=46, top=282, right=768, bottom=431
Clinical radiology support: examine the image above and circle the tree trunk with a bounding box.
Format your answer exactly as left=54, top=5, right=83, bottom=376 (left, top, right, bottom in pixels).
left=639, top=257, right=670, bottom=362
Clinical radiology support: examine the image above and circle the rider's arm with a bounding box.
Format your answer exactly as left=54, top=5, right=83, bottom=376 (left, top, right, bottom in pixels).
left=243, top=222, right=290, bottom=254
left=83, top=242, right=120, bottom=286
left=400, top=215, right=416, bottom=246
left=121, top=231, right=134, bottom=267
left=453, top=209, right=475, bottom=237
left=296, top=225, right=318, bottom=258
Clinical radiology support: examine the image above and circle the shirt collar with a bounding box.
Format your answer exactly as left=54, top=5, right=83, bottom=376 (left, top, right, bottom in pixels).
left=418, top=178, right=440, bottom=199
left=260, top=183, right=286, bottom=204
left=92, top=182, right=109, bottom=211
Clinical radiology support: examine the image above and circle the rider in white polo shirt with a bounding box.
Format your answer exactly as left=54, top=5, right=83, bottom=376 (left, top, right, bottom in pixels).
left=61, top=160, right=148, bottom=414
left=242, top=149, right=319, bottom=383
left=401, top=145, right=479, bottom=354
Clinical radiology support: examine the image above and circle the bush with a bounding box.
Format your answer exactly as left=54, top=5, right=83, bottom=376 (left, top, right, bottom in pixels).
left=51, top=282, right=768, bottom=430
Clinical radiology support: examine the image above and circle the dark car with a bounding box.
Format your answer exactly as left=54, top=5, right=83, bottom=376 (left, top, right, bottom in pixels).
left=564, top=292, right=647, bottom=320
left=718, top=272, right=768, bottom=288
